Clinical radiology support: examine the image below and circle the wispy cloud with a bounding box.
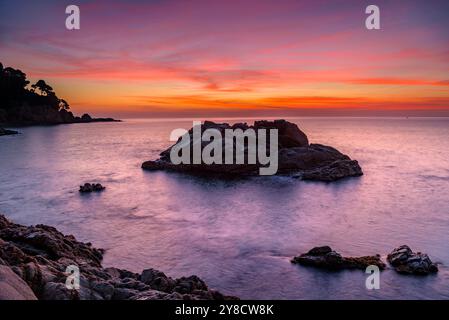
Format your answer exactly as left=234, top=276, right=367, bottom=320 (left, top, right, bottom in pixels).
left=1, top=0, right=448, bottom=115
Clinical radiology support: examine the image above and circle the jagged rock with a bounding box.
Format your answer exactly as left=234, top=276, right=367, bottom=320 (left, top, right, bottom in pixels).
left=291, top=246, right=386, bottom=270
left=140, top=268, right=176, bottom=292
left=79, top=183, right=106, bottom=193
left=0, top=214, right=237, bottom=300
left=387, top=245, right=438, bottom=275
left=142, top=120, right=362, bottom=181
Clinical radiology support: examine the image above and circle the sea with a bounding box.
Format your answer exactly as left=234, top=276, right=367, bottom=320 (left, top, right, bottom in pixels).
left=1, top=117, right=448, bottom=299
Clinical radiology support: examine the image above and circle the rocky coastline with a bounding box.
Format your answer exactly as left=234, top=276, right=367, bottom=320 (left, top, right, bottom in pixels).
left=0, top=214, right=442, bottom=300
left=142, top=119, right=363, bottom=182
left=0, top=214, right=237, bottom=300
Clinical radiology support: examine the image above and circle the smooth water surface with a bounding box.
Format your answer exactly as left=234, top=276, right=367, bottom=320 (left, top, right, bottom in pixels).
left=1, top=117, right=448, bottom=299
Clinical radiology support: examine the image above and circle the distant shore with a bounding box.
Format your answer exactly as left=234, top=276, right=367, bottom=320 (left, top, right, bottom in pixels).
left=0, top=116, right=121, bottom=128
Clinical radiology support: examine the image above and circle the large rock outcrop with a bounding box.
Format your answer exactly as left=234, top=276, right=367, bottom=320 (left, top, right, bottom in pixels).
left=142, top=120, right=362, bottom=181
left=0, top=214, right=237, bottom=300
left=291, top=246, right=386, bottom=270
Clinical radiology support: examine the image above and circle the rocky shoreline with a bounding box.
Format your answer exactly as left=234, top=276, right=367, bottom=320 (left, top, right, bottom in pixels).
left=0, top=214, right=441, bottom=300
left=0, top=214, right=237, bottom=300
left=142, top=119, right=363, bottom=182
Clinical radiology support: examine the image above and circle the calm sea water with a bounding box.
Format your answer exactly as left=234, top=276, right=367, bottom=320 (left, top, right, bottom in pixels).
left=1, top=117, right=449, bottom=299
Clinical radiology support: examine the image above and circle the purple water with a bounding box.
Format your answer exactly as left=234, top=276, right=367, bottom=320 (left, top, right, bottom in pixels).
left=1, top=117, right=448, bottom=299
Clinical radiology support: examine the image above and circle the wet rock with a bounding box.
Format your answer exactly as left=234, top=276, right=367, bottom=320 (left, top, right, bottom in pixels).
left=291, top=246, right=386, bottom=270
left=0, top=128, right=19, bottom=136
left=142, top=120, right=362, bottom=182
left=300, top=159, right=363, bottom=182
left=174, top=275, right=209, bottom=294
left=387, top=245, right=438, bottom=275
left=140, top=268, right=176, bottom=292
left=0, top=214, right=237, bottom=300
left=79, top=183, right=106, bottom=193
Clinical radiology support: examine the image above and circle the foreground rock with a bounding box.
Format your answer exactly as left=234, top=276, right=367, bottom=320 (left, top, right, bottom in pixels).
left=0, top=128, right=19, bottom=136
left=387, top=245, right=438, bottom=275
left=79, top=183, right=106, bottom=193
left=142, top=120, right=362, bottom=182
left=291, top=246, right=386, bottom=270
left=0, top=214, right=237, bottom=300
left=0, top=265, right=37, bottom=300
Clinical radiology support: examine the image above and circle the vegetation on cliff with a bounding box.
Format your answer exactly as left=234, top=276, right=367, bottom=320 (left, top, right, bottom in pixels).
left=0, top=62, right=116, bottom=125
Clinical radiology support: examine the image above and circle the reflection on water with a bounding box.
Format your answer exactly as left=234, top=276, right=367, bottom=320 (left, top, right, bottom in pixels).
left=1, top=117, right=449, bottom=299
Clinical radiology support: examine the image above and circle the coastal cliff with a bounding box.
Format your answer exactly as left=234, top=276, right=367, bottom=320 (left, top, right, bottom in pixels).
left=0, top=62, right=118, bottom=126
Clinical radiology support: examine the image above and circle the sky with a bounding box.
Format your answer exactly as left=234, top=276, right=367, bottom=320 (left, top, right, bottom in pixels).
left=1, top=0, right=448, bottom=117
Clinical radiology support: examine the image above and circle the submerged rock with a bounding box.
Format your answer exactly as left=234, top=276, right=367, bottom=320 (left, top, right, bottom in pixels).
left=79, top=183, right=106, bottom=193
left=142, top=120, right=362, bottom=182
left=0, top=128, right=19, bottom=136
left=387, top=245, right=438, bottom=275
left=0, top=214, right=237, bottom=300
left=291, top=246, right=386, bottom=270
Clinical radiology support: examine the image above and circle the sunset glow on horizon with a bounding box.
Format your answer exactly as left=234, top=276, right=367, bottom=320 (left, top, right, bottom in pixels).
left=1, top=0, right=448, bottom=117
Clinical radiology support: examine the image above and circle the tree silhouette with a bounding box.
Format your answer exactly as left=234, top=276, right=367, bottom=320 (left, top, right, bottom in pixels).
left=59, top=99, right=70, bottom=110
left=1, top=62, right=74, bottom=122
left=31, top=80, right=54, bottom=96
left=1, top=66, right=30, bottom=99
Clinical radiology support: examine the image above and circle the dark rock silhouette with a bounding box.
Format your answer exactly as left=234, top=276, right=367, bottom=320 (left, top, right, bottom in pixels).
left=0, top=63, right=119, bottom=126
left=387, top=245, right=438, bottom=275
left=79, top=183, right=106, bottom=193
left=0, top=214, right=237, bottom=300
left=291, top=246, right=386, bottom=270
left=0, top=128, right=19, bottom=136
left=142, top=120, right=363, bottom=181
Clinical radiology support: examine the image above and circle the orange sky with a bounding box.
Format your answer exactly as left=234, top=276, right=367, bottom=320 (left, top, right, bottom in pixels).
left=1, top=0, right=448, bottom=117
